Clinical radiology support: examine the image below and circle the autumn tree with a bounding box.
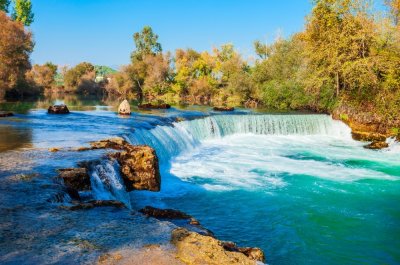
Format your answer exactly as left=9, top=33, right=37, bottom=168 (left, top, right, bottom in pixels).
left=63, top=62, right=99, bottom=94
left=0, top=11, right=33, bottom=100
left=26, top=62, right=58, bottom=90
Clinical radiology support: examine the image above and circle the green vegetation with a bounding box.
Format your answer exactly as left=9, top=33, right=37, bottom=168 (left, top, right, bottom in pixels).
left=11, top=0, right=33, bottom=26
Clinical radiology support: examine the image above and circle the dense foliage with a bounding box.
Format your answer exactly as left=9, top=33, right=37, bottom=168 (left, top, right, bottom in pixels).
left=0, top=11, right=33, bottom=99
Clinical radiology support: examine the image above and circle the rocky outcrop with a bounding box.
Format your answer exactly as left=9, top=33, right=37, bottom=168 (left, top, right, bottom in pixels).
left=213, top=106, right=234, bottom=111
left=78, top=138, right=161, bottom=192
left=58, top=168, right=90, bottom=191
left=351, top=131, right=387, bottom=142
left=48, top=104, right=70, bottom=114
left=111, top=145, right=160, bottom=192
left=364, top=141, right=389, bottom=150
left=139, top=206, right=191, bottom=219
left=171, top=228, right=265, bottom=264
left=118, top=99, right=131, bottom=115
left=0, top=111, right=13, bottom=117
left=221, top=241, right=265, bottom=263
left=60, top=200, right=125, bottom=210
left=138, top=103, right=171, bottom=109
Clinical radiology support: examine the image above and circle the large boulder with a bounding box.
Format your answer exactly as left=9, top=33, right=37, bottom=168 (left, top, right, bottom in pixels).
left=139, top=206, right=191, bottom=219
left=364, top=141, right=389, bottom=150
left=76, top=137, right=161, bottom=192
left=171, top=228, right=264, bottom=264
left=58, top=168, right=90, bottom=191
left=48, top=104, right=70, bottom=114
left=118, top=99, right=131, bottom=115
left=138, top=103, right=171, bottom=109
left=111, top=145, right=161, bottom=191
left=351, top=131, right=386, bottom=142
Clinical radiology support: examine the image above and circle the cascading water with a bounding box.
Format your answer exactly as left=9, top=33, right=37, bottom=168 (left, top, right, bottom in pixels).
left=127, top=114, right=352, bottom=163
left=90, top=159, right=131, bottom=208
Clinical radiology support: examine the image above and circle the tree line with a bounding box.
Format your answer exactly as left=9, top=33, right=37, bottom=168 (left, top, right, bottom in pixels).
left=0, top=0, right=399, bottom=126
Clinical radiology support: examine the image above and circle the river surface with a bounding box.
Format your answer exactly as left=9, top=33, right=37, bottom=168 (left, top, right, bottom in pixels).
left=0, top=97, right=399, bottom=265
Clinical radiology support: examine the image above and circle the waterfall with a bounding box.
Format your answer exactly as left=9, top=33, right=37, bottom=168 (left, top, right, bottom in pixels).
left=127, top=114, right=351, bottom=163
left=90, top=159, right=131, bottom=208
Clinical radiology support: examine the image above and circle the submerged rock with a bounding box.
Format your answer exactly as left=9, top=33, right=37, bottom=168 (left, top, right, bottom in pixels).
left=139, top=206, right=191, bottom=219
left=213, top=106, right=234, bottom=111
left=118, top=99, right=131, bottom=115
left=0, top=111, right=13, bottom=117
left=138, top=103, right=171, bottom=109
left=89, top=137, right=127, bottom=150
left=171, top=228, right=264, bottom=264
left=48, top=104, right=70, bottom=114
left=60, top=200, right=125, bottom=210
left=58, top=168, right=91, bottom=191
left=364, top=141, right=389, bottom=150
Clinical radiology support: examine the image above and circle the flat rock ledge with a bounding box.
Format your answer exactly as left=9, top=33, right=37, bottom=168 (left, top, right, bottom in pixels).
left=138, top=103, right=171, bottom=109
left=0, top=111, right=13, bottom=117
left=213, top=106, right=234, bottom=111
left=172, top=228, right=265, bottom=264
left=58, top=168, right=91, bottom=191
left=60, top=200, right=125, bottom=211
left=77, top=137, right=161, bottom=192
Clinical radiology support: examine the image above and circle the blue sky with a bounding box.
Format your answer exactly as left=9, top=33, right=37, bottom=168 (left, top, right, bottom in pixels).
left=31, top=0, right=313, bottom=68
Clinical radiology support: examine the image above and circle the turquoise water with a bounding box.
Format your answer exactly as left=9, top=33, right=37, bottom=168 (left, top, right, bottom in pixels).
left=0, top=104, right=399, bottom=264
left=129, top=115, right=400, bottom=265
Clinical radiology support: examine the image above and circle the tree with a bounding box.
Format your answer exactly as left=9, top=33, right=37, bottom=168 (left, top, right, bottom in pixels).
left=63, top=62, right=96, bottom=92
left=131, top=26, right=162, bottom=63
left=11, top=0, right=34, bottom=26
left=26, top=62, right=58, bottom=89
left=0, top=11, right=33, bottom=100
left=0, top=0, right=10, bottom=12
left=385, top=0, right=400, bottom=25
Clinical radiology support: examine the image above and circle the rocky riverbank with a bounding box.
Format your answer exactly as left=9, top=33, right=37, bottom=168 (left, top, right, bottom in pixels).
left=54, top=137, right=265, bottom=265
left=332, top=104, right=400, bottom=149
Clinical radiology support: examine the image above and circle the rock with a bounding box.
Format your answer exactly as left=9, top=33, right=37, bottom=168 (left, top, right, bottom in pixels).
left=76, top=137, right=161, bottom=192
left=171, top=228, right=263, bottom=265
left=89, top=137, right=127, bottom=150
left=118, top=99, right=131, bottom=115
left=364, top=141, right=389, bottom=150
left=111, top=145, right=161, bottom=192
left=0, top=111, right=13, bottom=117
left=351, top=131, right=387, bottom=142
left=58, top=168, right=90, bottom=191
left=48, top=104, right=70, bottom=114
left=238, top=247, right=265, bottom=263
left=49, top=147, right=60, bottom=152
left=60, top=200, right=125, bottom=210
left=138, top=103, right=171, bottom=109
left=139, top=206, right=191, bottom=219
left=213, top=106, right=234, bottom=111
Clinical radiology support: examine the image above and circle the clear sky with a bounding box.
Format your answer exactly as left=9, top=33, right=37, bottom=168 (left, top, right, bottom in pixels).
left=30, top=0, right=313, bottom=68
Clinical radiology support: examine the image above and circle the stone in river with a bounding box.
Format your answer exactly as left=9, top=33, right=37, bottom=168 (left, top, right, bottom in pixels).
left=48, top=104, right=70, bottom=114
left=0, top=111, right=13, bottom=117
left=118, top=99, right=131, bottom=115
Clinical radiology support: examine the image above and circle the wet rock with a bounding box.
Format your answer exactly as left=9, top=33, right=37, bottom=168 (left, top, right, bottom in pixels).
left=60, top=200, right=125, bottom=210
left=76, top=137, right=161, bottom=192
left=139, top=206, right=213, bottom=236
left=89, top=137, right=127, bottom=150
left=48, top=104, right=70, bottom=114
left=112, top=145, right=161, bottom=192
left=58, top=168, right=90, bottom=191
left=364, top=141, right=389, bottom=150
left=221, top=242, right=265, bottom=262
left=213, top=106, right=234, bottom=111
left=351, top=131, right=387, bottom=142
left=138, top=103, right=171, bottom=109
left=49, top=147, right=60, bottom=152
left=171, top=228, right=264, bottom=265
left=139, top=206, right=191, bottom=219
left=118, top=99, right=131, bottom=115
left=0, top=111, right=13, bottom=117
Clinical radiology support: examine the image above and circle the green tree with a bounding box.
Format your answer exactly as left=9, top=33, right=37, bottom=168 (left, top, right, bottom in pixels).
left=0, top=0, right=10, bottom=12
left=131, top=26, right=162, bottom=62
left=11, top=0, right=33, bottom=26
